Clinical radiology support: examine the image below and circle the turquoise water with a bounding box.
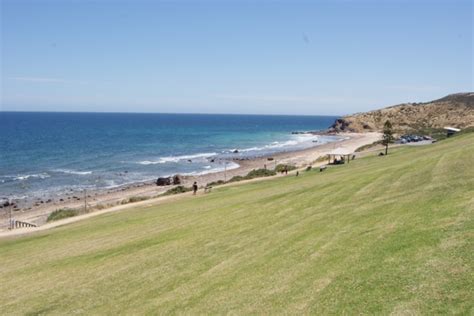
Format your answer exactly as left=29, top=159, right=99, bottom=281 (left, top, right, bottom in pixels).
left=0, top=112, right=339, bottom=199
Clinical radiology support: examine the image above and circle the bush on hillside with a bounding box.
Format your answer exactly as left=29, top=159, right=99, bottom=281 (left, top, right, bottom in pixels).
left=207, top=180, right=225, bottom=187
left=162, top=185, right=192, bottom=196
left=128, top=196, right=150, bottom=203
left=229, top=169, right=277, bottom=183
left=246, top=168, right=276, bottom=178
left=47, top=208, right=79, bottom=222
left=228, top=175, right=245, bottom=183
left=275, top=164, right=297, bottom=173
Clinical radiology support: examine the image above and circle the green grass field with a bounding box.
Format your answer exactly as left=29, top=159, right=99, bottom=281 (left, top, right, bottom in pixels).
left=1, top=134, right=473, bottom=315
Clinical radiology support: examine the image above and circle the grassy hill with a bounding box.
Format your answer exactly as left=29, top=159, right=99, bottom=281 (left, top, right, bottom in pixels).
left=330, top=92, right=474, bottom=134
left=0, top=134, right=473, bottom=314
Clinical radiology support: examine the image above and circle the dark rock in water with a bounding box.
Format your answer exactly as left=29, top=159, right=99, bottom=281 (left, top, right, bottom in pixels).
left=210, top=159, right=215, bottom=163
left=187, top=159, right=192, bottom=163
left=233, top=149, right=239, bottom=153
left=60, top=198, right=64, bottom=202
left=156, top=177, right=172, bottom=186
left=173, top=175, right=182, bottom=185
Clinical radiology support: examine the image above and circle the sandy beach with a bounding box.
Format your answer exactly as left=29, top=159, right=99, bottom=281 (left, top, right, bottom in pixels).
left=0, top=132, right=380, bottom=232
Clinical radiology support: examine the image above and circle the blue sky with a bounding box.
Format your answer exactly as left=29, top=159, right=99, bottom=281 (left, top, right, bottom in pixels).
left=1, top=0, right=472, bottom=115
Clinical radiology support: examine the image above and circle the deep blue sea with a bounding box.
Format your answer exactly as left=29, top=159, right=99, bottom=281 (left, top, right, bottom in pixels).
left=0, top=112, right=339, bottom=199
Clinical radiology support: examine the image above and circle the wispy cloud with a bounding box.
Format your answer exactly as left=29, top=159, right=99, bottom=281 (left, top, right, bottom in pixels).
left=10, top=76, right=88, bottom=84
left=214, top=94, right=349, bottom=104
left=11, top=76, right=68, bottom=83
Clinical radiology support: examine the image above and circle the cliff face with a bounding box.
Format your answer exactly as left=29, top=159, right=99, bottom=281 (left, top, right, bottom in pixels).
left=330, top=93, right=474, bottom=133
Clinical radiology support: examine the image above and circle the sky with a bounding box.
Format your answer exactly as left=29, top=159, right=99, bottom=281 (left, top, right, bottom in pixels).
left=1, top=0, right=472, bottom=115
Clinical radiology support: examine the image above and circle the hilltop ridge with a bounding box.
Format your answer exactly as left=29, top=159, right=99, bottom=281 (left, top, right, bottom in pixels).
left=330, top=92, right=474, bottom=133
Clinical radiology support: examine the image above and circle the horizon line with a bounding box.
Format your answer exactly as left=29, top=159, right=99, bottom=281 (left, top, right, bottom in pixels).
left=0, top=109, right=343, bottom=117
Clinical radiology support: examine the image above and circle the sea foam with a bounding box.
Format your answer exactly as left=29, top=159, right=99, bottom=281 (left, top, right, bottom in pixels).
left=138, top=152, right=217, bottom=165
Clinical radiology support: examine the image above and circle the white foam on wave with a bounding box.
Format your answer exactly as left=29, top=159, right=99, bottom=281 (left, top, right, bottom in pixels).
left=6, top=173, right=51, bottom=181
left=53, top=169, right=93, bottom=175
left=232, top=134, right=319, bottom=153
left=1, top=195, right=28, bottom=201
left=183, top=161, right=240, bottom=176
left=138, top=152, right=217, bottom=165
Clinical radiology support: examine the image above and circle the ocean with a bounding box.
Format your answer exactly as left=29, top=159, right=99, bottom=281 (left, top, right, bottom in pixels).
left=0, top=112, right=340, bottom=200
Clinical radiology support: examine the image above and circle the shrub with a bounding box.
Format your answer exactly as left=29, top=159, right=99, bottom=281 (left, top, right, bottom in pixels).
left=229, top=169, right=277, bottom=183
left=207, top=180, right=225, bottom=187
left=128, top=196, right=150, bottom=203
left=94, top=204, right=107, bottom=210
left=47, top=208, right=79, bottom=222
left=162, top=185, right=192, bottom=196
left=275, top=164, right=297, bottom=173
left=228, top=175, right=245, bottom=183
left=245, top=168, right=276, bottom=178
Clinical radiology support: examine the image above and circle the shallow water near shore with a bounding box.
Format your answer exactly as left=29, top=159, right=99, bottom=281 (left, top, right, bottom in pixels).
left=0, top=112, right=340, bottom=200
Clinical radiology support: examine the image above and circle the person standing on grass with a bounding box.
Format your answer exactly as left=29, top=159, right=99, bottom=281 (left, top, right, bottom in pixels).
left=193, top=182, right=198, bottom=195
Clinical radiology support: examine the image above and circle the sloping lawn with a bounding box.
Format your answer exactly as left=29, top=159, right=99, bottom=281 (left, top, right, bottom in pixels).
left=0, top=134, right=473, bottom=314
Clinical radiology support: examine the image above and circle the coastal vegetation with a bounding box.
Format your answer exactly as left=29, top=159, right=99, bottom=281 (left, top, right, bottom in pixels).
left=382, top=120, right=394, bottom=155
left=229, top=168, right=276, bottom=183
left=275, top=164, right=297, bottom=173
left=207, top=168, right=277, bottom=187
left=46, top=208, right=79, bottom=222
left=0, top=133, right=472, bottom=314
left=121, top=196, right=151, bottom=205
left=127, top=196, right=151, bottom=203
left=162, top=185, right=193, bottom=196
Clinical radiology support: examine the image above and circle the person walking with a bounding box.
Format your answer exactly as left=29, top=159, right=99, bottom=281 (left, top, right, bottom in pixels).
left=192, top=182, right=198, bottom=195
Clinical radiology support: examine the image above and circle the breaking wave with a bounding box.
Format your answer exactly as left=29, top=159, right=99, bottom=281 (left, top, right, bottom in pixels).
left=138, top=152, right=217, bottom=165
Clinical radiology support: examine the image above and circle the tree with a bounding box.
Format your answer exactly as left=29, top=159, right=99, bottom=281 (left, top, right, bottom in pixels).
left=382, top=120, right=394, bottom=155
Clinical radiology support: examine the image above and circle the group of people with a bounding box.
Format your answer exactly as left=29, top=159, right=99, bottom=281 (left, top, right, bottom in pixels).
left=191, top=163, right=298, bottom=196
left=280, top=166, right=289, bottom=175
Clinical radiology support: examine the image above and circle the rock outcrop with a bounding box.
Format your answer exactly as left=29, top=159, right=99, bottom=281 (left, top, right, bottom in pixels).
left=156, top=177, right=172, bottom=186
left=329, top=92, right=474, bottom=133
